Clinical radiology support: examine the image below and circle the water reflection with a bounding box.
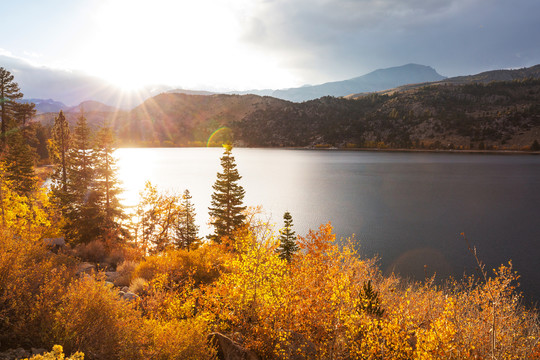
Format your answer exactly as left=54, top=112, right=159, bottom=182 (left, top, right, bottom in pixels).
left=115, top=148, right=540, bottom=301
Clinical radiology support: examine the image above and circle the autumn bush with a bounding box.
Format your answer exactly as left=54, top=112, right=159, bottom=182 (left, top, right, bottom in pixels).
left=23, top=345, right=84, bottom=360
left=0, top=228, right=76, bottom=349
left=132, top=244, right=229, bottom=288
left=52, top=276, right=144, bottom=360
left=113, top=260, right=138, bottom=287
left=73, top=240, right=108, bottom=264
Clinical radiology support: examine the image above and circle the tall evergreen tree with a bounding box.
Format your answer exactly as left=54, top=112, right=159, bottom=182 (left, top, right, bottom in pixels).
left=69, top=112, right=93, bottom=193
left=92, top=125, right=126, bottom=242
left=208, top=144, right=246, bottom=243
left=49, top=110, right=71, bottom=206
left=174, top=189, right=200, bottom=250
left=64, top=112, right=97, bottom=243
left=0, top=67, right=23, bottom=145
left=3, top=131, right=37, bottom=197
left=276, top=211, right=299, bottom=262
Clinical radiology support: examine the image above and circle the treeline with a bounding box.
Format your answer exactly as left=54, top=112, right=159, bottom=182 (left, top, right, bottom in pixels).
left=233, top=79, right=540, bottom=150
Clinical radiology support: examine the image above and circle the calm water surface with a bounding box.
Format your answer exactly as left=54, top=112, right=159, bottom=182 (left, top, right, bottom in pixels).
left=116, top=148, right=540, bottom=301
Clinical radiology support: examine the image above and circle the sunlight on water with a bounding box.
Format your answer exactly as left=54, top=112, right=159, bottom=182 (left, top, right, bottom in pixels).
left=115, top=148, right=540, bottom=300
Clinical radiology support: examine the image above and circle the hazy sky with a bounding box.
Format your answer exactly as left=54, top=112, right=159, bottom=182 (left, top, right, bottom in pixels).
left=2, top=0, right=540, bottom=91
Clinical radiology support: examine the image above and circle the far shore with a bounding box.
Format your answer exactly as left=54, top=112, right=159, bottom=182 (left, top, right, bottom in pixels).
left=116, top=144, right=540, bottom=155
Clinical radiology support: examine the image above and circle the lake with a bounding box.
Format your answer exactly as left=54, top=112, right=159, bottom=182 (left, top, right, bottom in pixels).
left=116, top=148, right=540, bottom=301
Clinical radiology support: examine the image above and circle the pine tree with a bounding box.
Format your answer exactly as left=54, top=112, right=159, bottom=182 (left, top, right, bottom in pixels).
left=13, top=102, right=36, bottom=128
left=3, top=130, right=37, bottom=197
left=64, top=112, right=97, bottom=243
left=49, top=110, right=71, bottom=208
left=69, top=111, right=93, bottom=194
left=174, top=189, right=200, bottom=250
left=276, top=211, right=299, bottom=262
left=92, top=125, right=126, bottom=243
left=208, top=144, right=246, bottom=243
left=0, top=67, right=23, bottom=145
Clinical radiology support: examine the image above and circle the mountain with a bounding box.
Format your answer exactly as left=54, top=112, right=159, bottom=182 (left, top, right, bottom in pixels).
left=266, top=64, right=446, bottom=102
left=167, top=89, right=217, bottom=96
left=21, top=98, right=67, bottom=114
left=347, top=64, right=540, bottom=98
left=67, top=100, right=120, bottom=113
left=115, top=93, right=289, bottom=146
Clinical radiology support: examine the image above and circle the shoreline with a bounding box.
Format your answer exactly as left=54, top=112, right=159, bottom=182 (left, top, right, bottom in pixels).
left=116, top=144, right=540, bottom=155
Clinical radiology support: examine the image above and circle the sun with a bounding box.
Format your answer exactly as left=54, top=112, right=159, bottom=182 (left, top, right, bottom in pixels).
left=70, top=0, right=299, bottom=91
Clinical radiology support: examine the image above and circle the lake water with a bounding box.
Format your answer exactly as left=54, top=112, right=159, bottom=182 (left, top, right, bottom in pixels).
left=116, top=148, right=540, bottom=301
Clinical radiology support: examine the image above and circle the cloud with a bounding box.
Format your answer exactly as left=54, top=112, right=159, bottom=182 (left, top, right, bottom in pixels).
left=239, top=0, right=540, bottom=81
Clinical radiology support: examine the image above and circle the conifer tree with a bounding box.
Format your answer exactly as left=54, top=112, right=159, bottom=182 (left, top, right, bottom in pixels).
left=13, top=102, right=36, bottom=128
left=174, top=189, right=200, bottom=250
left=3, top=131, right=37, bottom=197
left=49, top=110, right=71, bottom=207
left=92, top=125, right=126, bottom=242
left=0, top=67, right=23, bottom=145
left=208, top=144, right=246, bottom=243
left=276, top=211, right=299, bottom=262
left=64, top=112, right=97, bottom=243
left=69, top=111, right=93, bottom=194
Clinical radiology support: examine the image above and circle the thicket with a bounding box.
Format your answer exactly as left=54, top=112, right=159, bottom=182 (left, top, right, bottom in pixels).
left=2, top=213, right=539, bottom=359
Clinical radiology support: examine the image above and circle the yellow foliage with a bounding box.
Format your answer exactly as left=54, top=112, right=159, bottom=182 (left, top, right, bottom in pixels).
left=132, top=244, right=229, bottom=288
left=200, top=223, right=539, bottom=359
left=24, top=345, right=84, bottom=360
left=0, top=228, right=75, bottom=348
left=53, top=277, right=143, bottom=360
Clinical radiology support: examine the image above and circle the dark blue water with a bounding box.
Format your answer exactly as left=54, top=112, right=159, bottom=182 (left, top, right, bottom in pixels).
left=117, top=148, right=540, bottom=302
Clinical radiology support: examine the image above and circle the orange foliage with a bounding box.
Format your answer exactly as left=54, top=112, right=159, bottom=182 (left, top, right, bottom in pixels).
left=199, top=223, right=539, bottom=359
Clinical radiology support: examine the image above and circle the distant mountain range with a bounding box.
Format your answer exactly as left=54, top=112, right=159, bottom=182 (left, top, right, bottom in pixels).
left=268, top=64, right=446, bottom=102
left=175, top=64, right=445, bottom=102
left=21, top=99, right=68, bottom=114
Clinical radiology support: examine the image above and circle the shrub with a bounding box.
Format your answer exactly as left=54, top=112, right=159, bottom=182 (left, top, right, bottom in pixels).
left=53, top=277, right=143, bottom=360
left=142, top=318, right=216, bottom=360
left=114, top=261, right=138, bottom=287
left=132, top=245, right=228, bottom=288
left=129, top=277, right=149, bottom=295
left=73, top=240, right=108, bottom=264
left=24, top=345, right=84, bottom=360
left=0, top=229, right=75, bottom=349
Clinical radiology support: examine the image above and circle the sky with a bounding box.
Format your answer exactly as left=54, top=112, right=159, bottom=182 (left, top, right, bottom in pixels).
left=1, top=0, right=540, bottom=92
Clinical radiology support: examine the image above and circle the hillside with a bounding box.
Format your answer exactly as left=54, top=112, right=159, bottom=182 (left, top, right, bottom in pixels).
left=67, top=100, right=121, bottom=113
left=116, top=93, right=289, bottom=146
left=234, top=79, right=540, bottom=150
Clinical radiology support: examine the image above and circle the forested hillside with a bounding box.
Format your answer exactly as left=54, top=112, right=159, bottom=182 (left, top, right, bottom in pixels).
left=234, top=79, right=540, bottom=150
